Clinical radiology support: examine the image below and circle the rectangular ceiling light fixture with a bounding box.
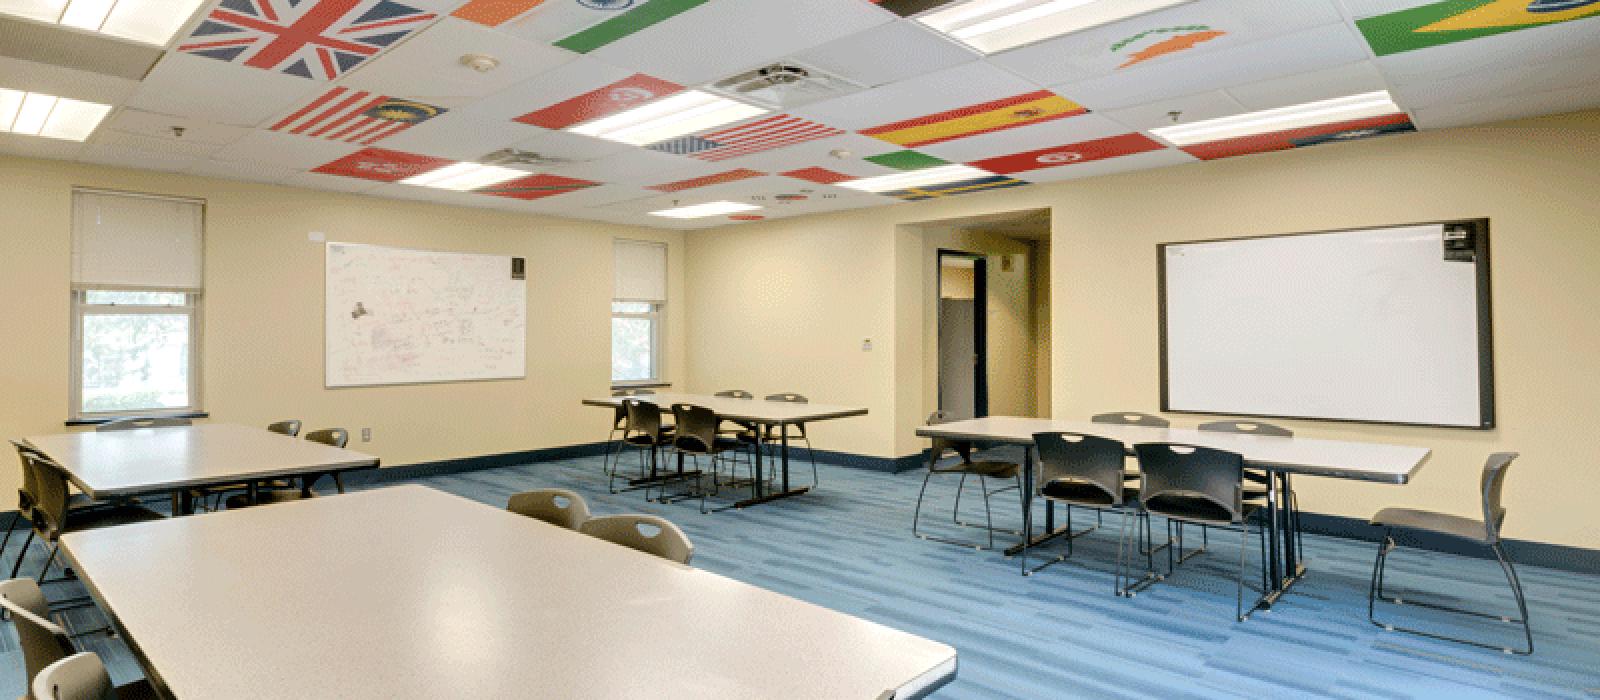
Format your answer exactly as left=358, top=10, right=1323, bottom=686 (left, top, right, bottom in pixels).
left=399, top=163, right=527, bottom=191
left=649, top=201, right=762, bottom=219
left=1, top=0, right=210, bottom=45
left=1150, top=91, right=1404, bottom=146
left=569, top=90, right=768, bottom=146
left=837, top=164, right=997, bottom=193
left=918, top=0, right=1195, bottom=54
left=0, top=88, right=111, bottom=141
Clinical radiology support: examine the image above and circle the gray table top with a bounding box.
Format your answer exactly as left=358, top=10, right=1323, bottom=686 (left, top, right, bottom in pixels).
left=917, top=416, right=1431, bottom=483
left=23, top=423, right=380, bottom=498
left=61, top=485, right=956, bottom=699
left=584, top=393, right=869, bottom=425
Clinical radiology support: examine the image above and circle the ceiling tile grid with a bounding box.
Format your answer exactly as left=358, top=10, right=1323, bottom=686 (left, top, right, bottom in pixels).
left=0, top=0, right=1595, bottom=229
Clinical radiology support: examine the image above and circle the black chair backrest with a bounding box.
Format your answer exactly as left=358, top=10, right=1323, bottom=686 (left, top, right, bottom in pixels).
left=671, top=404, right=719, bottom=455
left=714, top=390, right=753, bottom=399
left=23, top=455, right=72, bottom=541
left=1133, top=442, right=1244, bottom=525
left=623, top=399, right=664, bottom=441
left=267, top=420, right=302, bottom=437
left=1034, top=432, right=1127, bottom=507
left=1481, top=453, right=1518, bottom=543
left=1198, top=420, right=1292, bottom=437
left=764, top=393, right=807, bottom=403
left=10, top=440, right=40, bottom=515
left=1091, top=412, right=1169, bottom=428
left=95, top=416, right=191, bottom=431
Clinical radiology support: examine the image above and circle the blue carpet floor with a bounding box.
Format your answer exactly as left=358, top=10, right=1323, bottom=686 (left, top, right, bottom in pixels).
left=3, top=451, right=1597, bottom=698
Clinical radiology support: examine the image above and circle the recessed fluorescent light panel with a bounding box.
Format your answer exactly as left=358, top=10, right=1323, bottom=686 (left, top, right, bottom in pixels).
left=837, top=164, right=997, bottom=193
left=918, top=0, right=1195, bottom=54
left=649, top=201, right=761, bottom=219
left=569, top=90, right=768, bottom=146
left=399, top=163, right=526, bottom=191
left=0, top=88, right=111, bottom=141
left=1150, top=91, right=1404, bottom=146
left=1, top=0, right=210, bottom=45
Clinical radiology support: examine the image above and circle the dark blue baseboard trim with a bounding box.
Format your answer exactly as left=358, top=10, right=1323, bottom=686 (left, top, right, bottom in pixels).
left=343, top=442, right=613, bottom=487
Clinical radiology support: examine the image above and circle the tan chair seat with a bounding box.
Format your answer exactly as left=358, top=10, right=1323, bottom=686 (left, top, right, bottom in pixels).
left=931, top=460, right=1018, bottom=478
left=1370, top=507, right=1491, bottom=544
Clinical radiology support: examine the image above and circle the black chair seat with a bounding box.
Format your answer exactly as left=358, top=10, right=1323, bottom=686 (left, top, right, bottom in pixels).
left=114, top=678, right=162, bottom=700
left=1370, top=507, right=1492, bottom=544
left=1143, top=494, right=1249, bottom=526
left=624, top=433, right=673, bottom=447
left=712, top=437, right=746, bottom=452
left=65, top=504, right=164, bottom=532
left=930, top=460, right=1018, bottom=478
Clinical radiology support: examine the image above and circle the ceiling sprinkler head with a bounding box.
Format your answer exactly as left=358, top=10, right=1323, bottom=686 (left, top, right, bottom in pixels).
left=1167, top=110, right=1183, bottom=123
left=460, top=53, right=500, bottom=73
left=170, top=126, right=186, bottom=138
left=828, top=149, right=851, bottom=159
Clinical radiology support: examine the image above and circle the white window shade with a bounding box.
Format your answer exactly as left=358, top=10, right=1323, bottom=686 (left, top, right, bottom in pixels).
left=72, top=189, right=203, bottom=290
left=613, top=239, right=666, bottom=302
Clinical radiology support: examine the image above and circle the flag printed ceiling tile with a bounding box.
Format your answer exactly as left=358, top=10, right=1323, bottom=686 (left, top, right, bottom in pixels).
left=1178, top=112, right=1416, bottom=160
left=1371, top=11, right=1600, bottom=84
left=451, top=56, right=644, bottom=123
left=174, top=0, right=442, bottom=81
left=310, top=146, right=455, bottom=181
left=1357, top=0, right=1600, bottom=56
left=1012, top=146, right=1198, bottom=183
left=125, top=52, right=323, bottom=127
left=494, top=0, right=652, bottom=44
left=513, top=73, right=684, bottom=129
left=1047, top=22, right=1371, bottom=111
left=988, top=0, right=1345, bottom=88
left=645, top=114, right=844, bottom=162
left=791, top=19, right=978, bottom=89
left=582, top=0, right=892, bottom=86
left=267, top=87, right=448, bottom=147
left=879, top=174, right=1030, bottom=201
left=858, top=90, right=1089, bottom=149
left=864, top=150, right=949, bottom=170
left=782, top=166, right=858, bottom=185
left=647, top=167, right=766, bottom=192
left=211, top=129, right=375, bottom=169
left=451, top=0, right=550, bottom=27
left=372, top=111, right=530, bottom=161
left=475, top=173, right=601, bottom=200
left=869, top=0, right=960, bottom=17
left=796, top=61, right=1037, bottom=131
left=969, top=132, right=1168, bottom=175
left=336, top=17, right=576, bottom=107
left=1095, top=90, right=1247, bottom=132
left=552, top=0, right=715, bottom=53
left=916, top=112, right=1133, bottom=164
left=714, top=132, right=901, bottom=174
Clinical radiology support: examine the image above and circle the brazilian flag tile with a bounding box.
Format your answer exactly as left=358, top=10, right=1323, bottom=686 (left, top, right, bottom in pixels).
left=1358, top=0, right=1600, bottom=56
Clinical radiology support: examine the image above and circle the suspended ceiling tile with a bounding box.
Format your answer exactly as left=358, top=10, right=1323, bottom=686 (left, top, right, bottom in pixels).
left=1373, top=16, right=1600, bottom=84
left=494, top=0, right=645, bottom=45
left=278, top=170, right=388, bottom=194
left=549, top=147, right=721, bottom=186
left=1096, top=90, right=1246, bottom=132
left=0, top=54, right=141, bottom=104
left=451, top=56, right=650, bottom=123
left=1224, top=61, right=1391, bottom=110
left=1392, top=48, right=1600, bottom=110
left=171, top=0, right=443, bottom=82
left=210, top=129, right=368, bottom=170
left=586, top=0, right=893, bottom=86
left=918, top=113, right=1131, bottom=164
left=1048, top=22, right=1371, bottom=111
left=94, top=129, right=225, bottom=159
left=710, top=132, right=900, bottom=174
left=1006, top=146, right=1197, bottom=184
left=507, top=128, right=633, bottom=164
left=184, top=158, right=298, bottom=185
left=526, top=182, right=654, bottom=208
left=340, top=17, right=576, bottom=108
left=988, top=0, right=1346, bottom=88
left=0, top=131, right=85, bottom=160
left=102, top=108, right=251, bottom=146
left=77, top=142, right=200, bottom=173
left=1411, top=81, right=1600, bottom=129
left=375, top=110, right=526, bottom=161
left=794, top=61, right=1033, bottom=131
left=791, top=19, right=976, bottom=89
left=125, top=53, right=323, bottom=127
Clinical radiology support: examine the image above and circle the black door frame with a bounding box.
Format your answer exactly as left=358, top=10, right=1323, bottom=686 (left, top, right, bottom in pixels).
left=936, top=249, right=988, bottom=418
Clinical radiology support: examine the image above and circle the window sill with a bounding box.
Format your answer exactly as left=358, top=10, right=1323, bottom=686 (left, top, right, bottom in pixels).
left=66, top=411, right=210, bottom=427
left=610, top=382, right=671, bottom=391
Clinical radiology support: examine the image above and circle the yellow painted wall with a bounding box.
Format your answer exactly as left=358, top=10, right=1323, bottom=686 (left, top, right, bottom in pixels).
left=0, top=155, right=686, bottom=502
left=685, top=110, right=1600, bottom=549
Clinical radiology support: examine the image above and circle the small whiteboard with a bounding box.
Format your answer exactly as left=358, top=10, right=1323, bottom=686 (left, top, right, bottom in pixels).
left=1159, top=220, right=1493, bottom=429
left=325, top=242, right=526, bottom=388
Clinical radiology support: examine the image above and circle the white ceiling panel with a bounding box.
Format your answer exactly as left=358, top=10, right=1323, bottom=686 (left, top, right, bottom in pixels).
left=184, top=158, right=297, bottom=185
left=340, top=17, right=576, bottom=108
left=710, top=132, right=901, bottom=174
left=1225, top=61, right=1390, bottom=110
left=126, top=53, right=322, bottom=127
left=508, top=127, right=633, bottom=164
left=95, top=129, right=225, bottom=159
left=1050, top=23, right=1371, bottom=110
left=277, top=170, right=387, bottom=194
left=0, top=131, right=85, bottom=160
left=553, top=148, right=728, bottom=187
left=1395, top=49, right=1600, bottom=111
left=451, top=56, right=645, bottom=123
left=791, top=19, right=977, bottom=89
left=1412, top=82, right=1600, bottom=130
left=0, top=55, right=141, bottom=105
left=1097, top=90, right=1246, bottom=132
left=919, top=113, right=1131, bottom=164
left=1012, top=147, right=1198, bottom=183
left=78, top=143, right=199, bottom=173
left=102, top=108, right=250, bottom=146
left=210, top=130, right=364, bottom=170
left=589, top=0, right=893, bottom=86
left=375, top=110, right=526, bottom=161
left=795, top=61, right=1032, bottom=131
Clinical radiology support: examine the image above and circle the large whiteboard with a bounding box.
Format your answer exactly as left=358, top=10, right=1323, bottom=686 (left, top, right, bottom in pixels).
left=1160, top=221, right=1492, bottom=428
left=325, top=243, right=526, bottom=388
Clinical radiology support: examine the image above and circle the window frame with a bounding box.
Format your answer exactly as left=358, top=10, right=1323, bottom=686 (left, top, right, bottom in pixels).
left=610, top=300, right=663, bottom=385
left=69, top=288, right=204, bottom=421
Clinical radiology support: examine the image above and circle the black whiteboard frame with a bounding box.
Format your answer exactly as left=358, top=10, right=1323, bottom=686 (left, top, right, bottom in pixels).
left=1157, top=218, right=1495, bottom=430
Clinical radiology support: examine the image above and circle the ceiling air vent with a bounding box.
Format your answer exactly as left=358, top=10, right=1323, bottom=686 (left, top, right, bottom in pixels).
left=479, top=148, right=576, bottom=170
left=710, top=61, right=864, bottom=110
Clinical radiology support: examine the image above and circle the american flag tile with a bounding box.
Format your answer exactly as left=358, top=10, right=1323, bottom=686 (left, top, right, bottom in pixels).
left=646, top=115, right=844, bottom=162
left=311, top=147, right=454, bottom=182
left=514, top=74, right=682, bottom=129
left=647, top=168, right=765, bottom=193
left=177, top=0, right=439, bottom=81
left=270, top=87, right=446, bottom=145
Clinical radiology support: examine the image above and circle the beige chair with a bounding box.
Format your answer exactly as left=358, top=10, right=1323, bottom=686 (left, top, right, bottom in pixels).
left=225, top=429, right=356, bottom=508
left=11, top=455, right=163, bottom=581
left=32, top=653, right=115, bottom=700
left=0, top=579, right=155, bottom=699
left=578, top=514, right=694, bottom=565
left=506, top=489, right=591, bottom=530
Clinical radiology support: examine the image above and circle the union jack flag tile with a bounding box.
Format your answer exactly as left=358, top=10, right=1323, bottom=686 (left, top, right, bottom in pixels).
left=177, top=0, right=439, bottom=81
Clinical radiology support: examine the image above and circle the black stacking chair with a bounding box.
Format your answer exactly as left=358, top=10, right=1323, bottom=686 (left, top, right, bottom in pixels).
left=1091, top=411, right=1192, bottom=556
left=610, top=399, right=673, bottom=494
left=1199, top=420, right=1299, bottom=555
left=1026, top=432, right=1146, bottom=586
left=713, top=389, right=759, bottom=439
left=1123, top=443, right=1268, bottom=621
left=669, top=404, right=752, bottom=513
left=224, top=429, right=359, bottom=508
left=913, top=411, right=1024, bottom=550
left=1368, top=453, right=1531, bottom=654
left=12, top=452, right=163, bottom=583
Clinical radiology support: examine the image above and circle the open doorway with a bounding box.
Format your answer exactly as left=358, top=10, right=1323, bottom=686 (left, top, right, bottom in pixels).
left=938, top=251, right=987, bottom=420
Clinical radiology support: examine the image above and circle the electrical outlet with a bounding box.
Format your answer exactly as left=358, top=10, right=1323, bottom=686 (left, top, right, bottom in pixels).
left=361, top=428, right=371, bottom=442
left=309, top=231, right=325, bottom=242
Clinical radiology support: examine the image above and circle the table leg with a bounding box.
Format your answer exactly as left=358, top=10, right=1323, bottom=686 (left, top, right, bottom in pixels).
left=781, top=429, right=790, bottom=493
left=177, top=490, right=195, bottom=516
left=717, top=424, right=811, bottom=511
left=1003, top=448, right=1077, bottom=557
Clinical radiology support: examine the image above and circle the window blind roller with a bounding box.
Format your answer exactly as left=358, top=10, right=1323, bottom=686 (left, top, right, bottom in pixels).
left=613, top=239, right=666, bottom=302
left=72, top=190, right=203, bottom=290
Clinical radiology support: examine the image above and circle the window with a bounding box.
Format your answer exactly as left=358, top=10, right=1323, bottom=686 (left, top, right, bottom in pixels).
left=612, top=239, right=666, bottom=384
left=70, top=189, right=204, bottom=419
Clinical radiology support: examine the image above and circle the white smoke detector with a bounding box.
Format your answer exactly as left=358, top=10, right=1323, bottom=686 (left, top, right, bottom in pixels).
left=460, top=53, right=500, bottom=73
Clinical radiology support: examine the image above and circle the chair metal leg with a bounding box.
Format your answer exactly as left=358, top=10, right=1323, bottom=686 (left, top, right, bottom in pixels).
left=1368, top=531, right=1533, bottom=654
left=10, top=528, right=35, bottom=578
left=914, top=470, right=1011, bottom=551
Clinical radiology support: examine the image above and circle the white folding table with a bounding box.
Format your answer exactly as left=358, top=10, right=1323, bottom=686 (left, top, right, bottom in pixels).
left=584, top=393, right=868, bottom=509
left=916, top=416, right=1430, bottom=609
left=60, top=485, right=957, bottom=699
left=23, top=424, right=380, bottom=513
